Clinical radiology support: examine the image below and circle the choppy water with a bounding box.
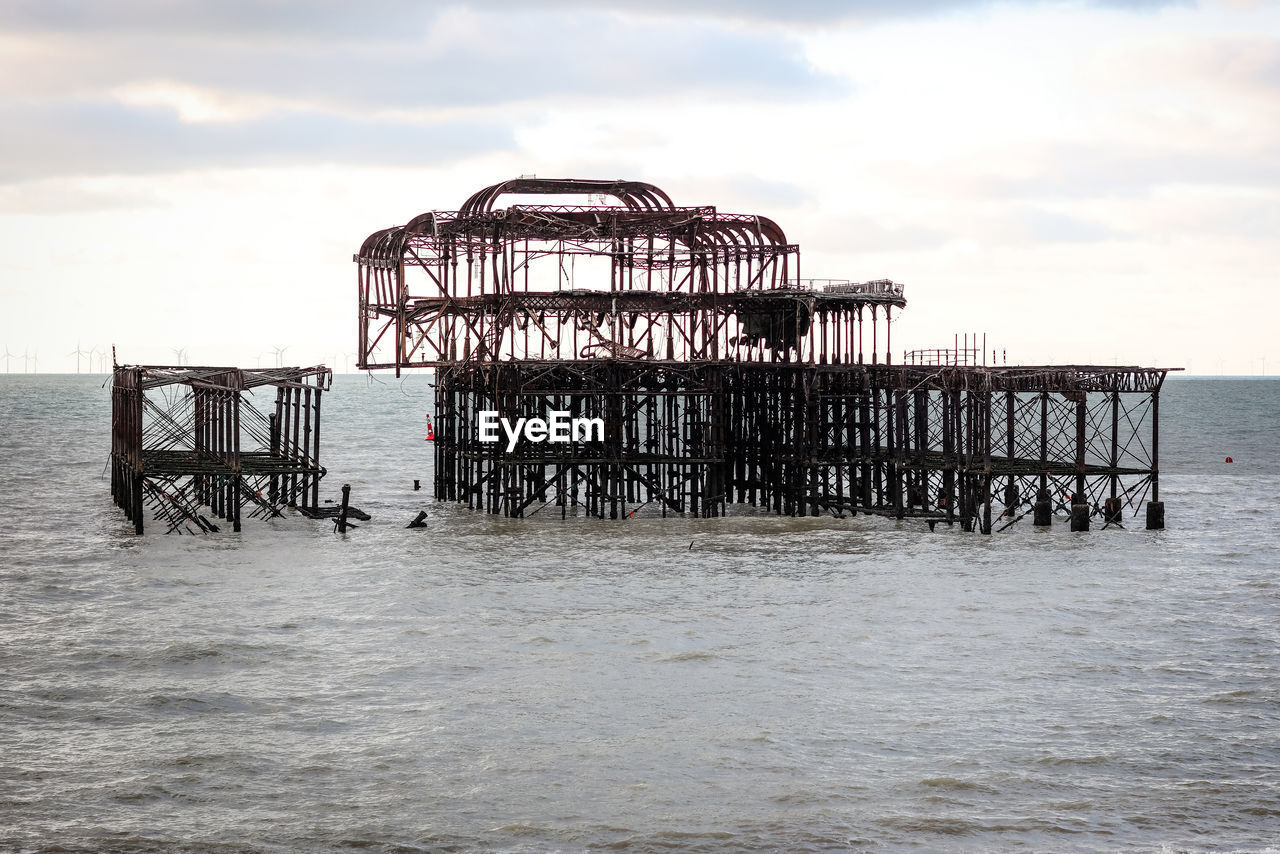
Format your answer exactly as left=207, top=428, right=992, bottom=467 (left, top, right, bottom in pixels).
left=1, top=374, right=1278, bottom=853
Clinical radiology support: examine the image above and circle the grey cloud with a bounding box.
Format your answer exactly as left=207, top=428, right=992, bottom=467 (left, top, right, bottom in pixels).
left=5, top=10, right=843, bottom=109
left=0, top=0, right=1186, bottom=35
left=0, top=100, right=512, bottom=183
left=0, top=4, right=844, bottom=186
left=0, top=0, right=439, bottom=41
left=481, top=0, right=1186, bottom=24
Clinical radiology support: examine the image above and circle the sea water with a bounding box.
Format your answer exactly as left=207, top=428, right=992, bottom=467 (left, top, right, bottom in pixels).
left=1, top=374, right=1278, bottom=853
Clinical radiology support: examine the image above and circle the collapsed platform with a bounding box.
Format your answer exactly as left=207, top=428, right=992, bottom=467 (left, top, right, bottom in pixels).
left=111, top=365, right=331, bottom=533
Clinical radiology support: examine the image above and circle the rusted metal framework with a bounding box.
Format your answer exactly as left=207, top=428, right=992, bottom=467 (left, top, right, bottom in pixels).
left=358, top=178, right=1167, bottom=530
left=111, top=365, right=331, bottom=534
left=356, top=178, right=903, bottom=370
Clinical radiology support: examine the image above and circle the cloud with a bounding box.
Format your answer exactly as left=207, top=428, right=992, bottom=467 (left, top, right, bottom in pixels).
left=980, top=145, right=1280, bottom=200
left=802, top=214, right=951, bottom=254
left=0, top=0, right=1187, bottom=34
left=1090, top=32, right=1280, bottom=97
left=667, top=174, right=815, bottom=210
left=0, top=4, right=846, bottom=185
left=0, top=180, right=169, bottom=215
left=503, top=0, right=1187, bottom=24
left=0, top=100, right=513, bottom=182
left=0, top=1, right=439, bottom=42
left=0, top=9, right=843, bottom=110
left=995, top=206, right=1121, bottom=243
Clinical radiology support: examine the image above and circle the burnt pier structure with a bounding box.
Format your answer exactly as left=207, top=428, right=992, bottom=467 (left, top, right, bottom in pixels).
left=111, top=365, right=331, bottom=533
left=356, top=178, right=1166, bottom=531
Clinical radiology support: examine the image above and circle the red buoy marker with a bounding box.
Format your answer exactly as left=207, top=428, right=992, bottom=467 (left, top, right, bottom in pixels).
left=1225, top=456, right=1233, bottom=463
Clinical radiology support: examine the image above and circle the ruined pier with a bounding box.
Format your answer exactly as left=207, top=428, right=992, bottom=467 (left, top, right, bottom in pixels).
left=111, top=365, right=331, bottom=533
left=356, top=178, right=1166, bottom=531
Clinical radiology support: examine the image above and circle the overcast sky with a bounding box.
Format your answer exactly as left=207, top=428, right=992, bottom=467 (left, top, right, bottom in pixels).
left=1, top=0, right=1276, bottom=374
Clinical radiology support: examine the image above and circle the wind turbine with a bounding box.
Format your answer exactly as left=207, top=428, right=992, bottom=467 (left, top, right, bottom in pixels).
left=68, top=340, right=91, bottom=373
left=1, top=345, right=12, bottom=373
left=272, top=345, right=289, bottom=368
left=91, top=346, right=106, bottom=373
left=171, top=347, right=187, bottom=366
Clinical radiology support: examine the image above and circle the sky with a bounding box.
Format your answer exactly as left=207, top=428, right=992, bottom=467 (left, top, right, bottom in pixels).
left=1, top=0, right=1276, bottom=375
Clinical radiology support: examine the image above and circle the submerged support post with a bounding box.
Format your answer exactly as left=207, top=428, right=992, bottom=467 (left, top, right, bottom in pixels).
left=859, top=373, right=873, bottom=512
left=1039, top=389, right=1049, bottom=503
left=337, top=483, right=351, bottom=533
left=1147, top=388, right=1163, bottom=530
left=892, top=387, right=905, bottom=520
left=132, top=472, right=145, bottom=535
left=1075, top=392, right=1087, bottom=510
left=1034, top=494, right=1052, bottom=527
left=1110, top=389, right=1120, bottom=505
left=1104, top=497, right=1123, bottom=525
left=942, top=387, right=955, bottom=525
left=1004, top=388, right=1016, bottom=517
left=232, top=384, right=242, bottom=532
left=980, top=385, right=992, bottom=535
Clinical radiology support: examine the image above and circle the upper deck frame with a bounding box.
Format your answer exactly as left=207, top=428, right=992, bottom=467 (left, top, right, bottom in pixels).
left=356, top=178, right=905, bottom=372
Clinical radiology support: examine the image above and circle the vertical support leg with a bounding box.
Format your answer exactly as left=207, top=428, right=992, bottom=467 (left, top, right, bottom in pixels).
left=859, top=373, right=873, bottom=512
left=1072, top=392, right=1089, bottom=532
left=133, top=472, right=145, bottom=535
left=1075, top=392, right=1087, bottom=516
left=981, top=387, right=992, bottom=535
left=1038, top=389, right=1050, bottom=517
left=1004, top=389, right=1016, bottom=517
left=1147, top=387, right=1163, bottom=529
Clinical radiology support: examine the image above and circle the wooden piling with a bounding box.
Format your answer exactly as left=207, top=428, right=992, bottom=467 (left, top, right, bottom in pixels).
left=337, top=483, right=351, bottom=533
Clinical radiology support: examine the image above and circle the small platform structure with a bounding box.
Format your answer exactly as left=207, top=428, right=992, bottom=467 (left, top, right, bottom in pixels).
left=111, top=365, right=331, bottom=533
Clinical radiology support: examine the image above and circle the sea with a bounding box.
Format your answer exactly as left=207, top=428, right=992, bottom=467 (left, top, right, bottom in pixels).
left=1, top=373, right=1278, bottom=854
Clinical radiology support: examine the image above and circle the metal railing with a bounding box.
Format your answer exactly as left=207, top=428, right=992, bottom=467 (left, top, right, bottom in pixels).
left=903, top=348, right=986, bottom=366
left=779, top=278, right=905, bottom=296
